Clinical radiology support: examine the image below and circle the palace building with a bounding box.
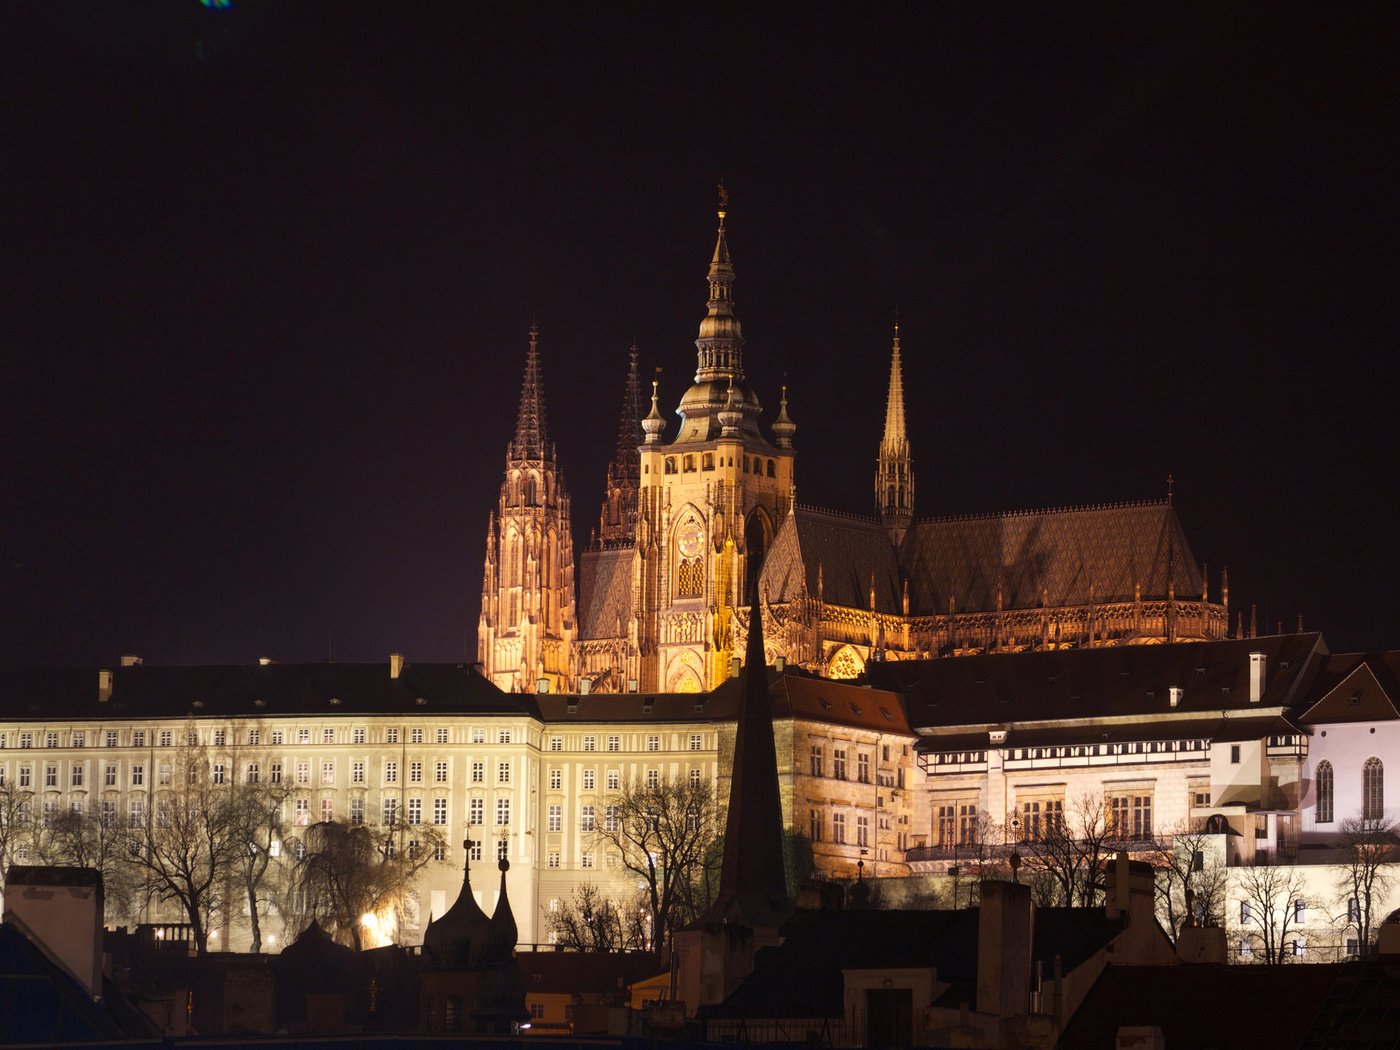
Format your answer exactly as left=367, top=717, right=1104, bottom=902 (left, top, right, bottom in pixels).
left=479, top=200, right=1230, bottom=694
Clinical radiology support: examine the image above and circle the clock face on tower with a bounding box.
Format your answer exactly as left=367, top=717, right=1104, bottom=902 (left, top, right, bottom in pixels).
left=677, top=521, right=703, bottom=560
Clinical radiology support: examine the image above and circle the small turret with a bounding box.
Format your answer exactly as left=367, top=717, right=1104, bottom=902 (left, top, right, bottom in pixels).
left=642, top=371, right=666, bottom=444
left=771, top=384, right=796, bottom=448
left=876, top=318, right=914, bottom=545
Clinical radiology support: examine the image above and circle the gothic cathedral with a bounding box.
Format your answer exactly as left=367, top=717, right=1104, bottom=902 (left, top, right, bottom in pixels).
left=480, top=201, right=1231, bottom=693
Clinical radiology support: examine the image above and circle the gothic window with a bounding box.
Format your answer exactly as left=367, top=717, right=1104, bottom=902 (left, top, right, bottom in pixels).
left=767, top=459, right=776, bottom=477
left=1316, top=760, right=1334, bottom=823
left=677, top=558, right=703, bottom=597
left=665, top=457, right=677, bottom=474
left=1363, top=757, right=1384, bottom=819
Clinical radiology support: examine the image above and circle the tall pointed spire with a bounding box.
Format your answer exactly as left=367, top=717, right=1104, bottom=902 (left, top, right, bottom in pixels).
left=595, top=344, right=644, bottom=545
left=694, top=185, right=746, bottom=382
left=707, top=553, right=792, bottom=929
left=876, top=316, right=915, bottom=544
left=511, top=323, right=548, bottom=459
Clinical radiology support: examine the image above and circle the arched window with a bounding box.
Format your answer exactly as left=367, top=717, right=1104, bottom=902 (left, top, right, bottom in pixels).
left=767, top=458, right=776, bottom=477
left=1363, top=757, right=1384, bottom=820
left=665, top=457, right=677, bottom=475
left=1316, top=760, right=1333, bottom=823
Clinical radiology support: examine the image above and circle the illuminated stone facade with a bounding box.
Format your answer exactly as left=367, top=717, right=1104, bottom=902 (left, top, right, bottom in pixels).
left=477, top=325, right=577, bottom=694
left=564, top=203, right=1228, bottom=691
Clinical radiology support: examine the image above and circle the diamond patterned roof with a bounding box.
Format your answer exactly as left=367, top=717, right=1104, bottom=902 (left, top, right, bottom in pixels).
left=901, top=500, right=1204, bottom=614
left=577, top=546, right=634, bottom=640
left=762, top=507, right=903, bottom=613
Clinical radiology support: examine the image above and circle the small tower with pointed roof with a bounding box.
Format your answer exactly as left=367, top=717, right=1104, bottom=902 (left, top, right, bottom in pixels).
left=876, top=319, right=915, bottom=545
left=477, top=324, right=577, bottom=693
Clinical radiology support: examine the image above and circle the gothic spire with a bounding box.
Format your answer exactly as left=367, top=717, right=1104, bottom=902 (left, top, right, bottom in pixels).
left=511, top=323, right=548, bottom=459
left=596, top=345, right=645, bottom=545
left=876, top=318, right=915, bottom=545
left=614, top=343, right=644, bottom=474
left=694, top=187, right=746, bottom=382
left=881, top=319, right=908, bottom=457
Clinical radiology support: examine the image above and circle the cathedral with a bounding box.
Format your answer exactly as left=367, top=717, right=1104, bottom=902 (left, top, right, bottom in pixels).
left=478, top=200, right=1229, bottom=693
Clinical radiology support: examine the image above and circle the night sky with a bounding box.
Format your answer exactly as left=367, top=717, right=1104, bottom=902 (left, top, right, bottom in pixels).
left=4, top=3, right=1398, bottom=669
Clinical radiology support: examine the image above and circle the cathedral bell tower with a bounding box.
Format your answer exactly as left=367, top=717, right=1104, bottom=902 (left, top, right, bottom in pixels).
left=477, top=325, right=577, bottom=693
left=876, top=320, right=914, bottom=545
left=633, top=192, right=796, bottom=692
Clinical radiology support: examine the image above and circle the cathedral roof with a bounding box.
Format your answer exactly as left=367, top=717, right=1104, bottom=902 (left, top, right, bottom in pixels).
left=576, top=546, right=634, bottom=641
left=901, top=500, right=1204, bottom=615
left=762, top=506, right=903, bottom=613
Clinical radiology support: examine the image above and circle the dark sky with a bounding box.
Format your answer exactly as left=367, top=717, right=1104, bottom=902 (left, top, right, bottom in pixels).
left=3, top=2, right=1397, bottom=668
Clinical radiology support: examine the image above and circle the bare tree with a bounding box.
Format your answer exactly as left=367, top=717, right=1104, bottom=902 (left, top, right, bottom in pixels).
left=1152, top=822, right=1229, bottom=942
left=946, top=811, right=1004, bottom=909
left=32, top=807, right=141, bottom=924
left=287, top=819, right=445, bottom=950
left=590, top=773, right=718, bottom=951
left=1234, top=861, right=1309, bottom=964
left=1019, top=794, right=1114, bottom=907
left=0, top=780, right=35, bottom=900
left=224, top=778, right=293, bottom=953
left=123, top=742, right=241, bottom=954
left=546, top=883, right=649, bottom=951
left=1335, top=813, right=1396, bottom=956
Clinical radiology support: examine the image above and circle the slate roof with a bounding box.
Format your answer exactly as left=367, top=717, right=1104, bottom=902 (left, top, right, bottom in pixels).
left=702, top=905, right=1125, bottom=1020
left=900, top=500, right=1204, bottom=614
left=1059, top=963, right=1341, bottom=1050
left=1297, top=652, right=1400, bottom=725
left=577, top=546, right=635, bottom=640
left=762, top=507, right=903, bottom=613
left=0, top=662, right=537, bottom=722
left=867, top=633, right=1328, bottom=735
left=0, top=923, right=160, bottom=1044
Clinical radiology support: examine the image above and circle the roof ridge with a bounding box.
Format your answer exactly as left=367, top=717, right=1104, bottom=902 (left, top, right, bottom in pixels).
left=793, top=502, right=882, bottom=525
left=914, top=497, right=1170, bottom=526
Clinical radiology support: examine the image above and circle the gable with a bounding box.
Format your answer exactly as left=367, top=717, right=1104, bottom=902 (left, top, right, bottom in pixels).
left=1298, top=662, right=1400, bottom=724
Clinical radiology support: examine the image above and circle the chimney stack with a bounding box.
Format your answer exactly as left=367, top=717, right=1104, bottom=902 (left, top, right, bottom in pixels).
left=1249, top=651, right=1266, bottom=702
left=97, top=669, right=113, bottom=703
left=389, top=652, right=405, bottom=679
left=119, top=653, right=142, bottom=667
left=1168, top=687, right=1182, bottom=708
left=3, top=867, right=105, bottom=999
left=579, top=678, right=591, bottom=695
left=976, top=880, right=1033, bottom=1018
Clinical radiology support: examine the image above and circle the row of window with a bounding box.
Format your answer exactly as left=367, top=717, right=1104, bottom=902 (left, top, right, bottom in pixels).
left=549, top=733, right=704, bottom=753
left=661, top=453, right=777, bottom=476
left=808, top=809, right=873, bottom=846
left=928, top=794, right=1156, bottom=847
left=0, top=726, right=517, bottom=749
left=0, top=757, right=500, bottom=790
left=1314, top=757, right=1384, bottom=823
left=809, top=746, right=888, bottom=784
left=546, top=766, right=703, bottom=792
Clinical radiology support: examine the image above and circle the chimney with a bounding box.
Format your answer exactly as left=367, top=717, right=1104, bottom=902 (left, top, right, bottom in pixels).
left=389, top=652, right=405, bottom=679
left=97, top=669, right=113, bottom=703
left=775, top=655, right=786, bottom=672
left=1103, top=854, right=1156, bottom=923
left=976, top=879, right=1033, bottom=1018
left=1168, top=686, right=1183, bottom=708
left=579, top=679, right=591, bottom=695
left=730, top=656, right=741, bottom=678
left=536, top=677, right=550, bottom=694
left=3, top=866, right=105, bottom=999
left=119, top=653, right=142, bottom=667
left=1249, top=651, right=1266, bottom=702
left=627, top=678, right=639, bottom=693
